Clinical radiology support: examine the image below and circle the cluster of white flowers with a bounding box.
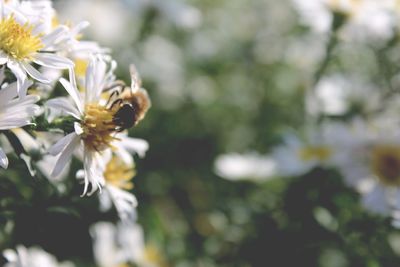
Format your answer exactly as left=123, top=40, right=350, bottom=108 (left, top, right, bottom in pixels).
left=0, top=0, right=156, bottom=266
left=215, top=0, right=400, bottom=227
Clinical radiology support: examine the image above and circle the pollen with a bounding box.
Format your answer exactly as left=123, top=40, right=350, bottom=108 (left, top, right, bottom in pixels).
left=104, top=156, right=136, bottom=190
left=371, top=146, right=400, bottom=186
left=0, top=15, right=44, bottom=60
left=299, top=146, right=332, bottom=162
left=81, top=103, right=118, bottom=152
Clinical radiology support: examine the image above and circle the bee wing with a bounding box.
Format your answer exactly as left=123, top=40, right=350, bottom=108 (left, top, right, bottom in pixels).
left=129, top=64, right=142, bottom=93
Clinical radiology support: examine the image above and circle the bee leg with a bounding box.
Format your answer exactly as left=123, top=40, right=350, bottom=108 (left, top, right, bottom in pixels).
left=109, top=99, right=123, bottom=111
left=106, top=90, right=120, bottom=107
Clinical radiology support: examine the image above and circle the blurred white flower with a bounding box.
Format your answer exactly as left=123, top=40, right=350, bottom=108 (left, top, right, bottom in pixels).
left=272, top=122, right=351, bottom=176
left=0, top=71, right=39, bottom=169
left=292, top=0, right=397, bottom=42
left=3, top=245, right=74, bottom=267
left=91, top=221, right=162, bottom=267
left=11, top=129, right=71, bottom=183
left=215, top=152, right=277, bottom=182
left=309, top=74, right=381, bottom=116
left=55, top=0, right=132, bottom=46
left=96, top=133, right=149, bottom=221
left=332, top=118, right=400, bottom=225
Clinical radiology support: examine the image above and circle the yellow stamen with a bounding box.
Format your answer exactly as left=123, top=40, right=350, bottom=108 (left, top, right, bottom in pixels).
left=81, top=103, right=118, bottom=152
left=0, top=15, right=44, bottom=60
left=299, top=146, right=332, bottom=162
left=104, top=156, right=136, bottom=190
left=371, top=146, right=400, bottom=186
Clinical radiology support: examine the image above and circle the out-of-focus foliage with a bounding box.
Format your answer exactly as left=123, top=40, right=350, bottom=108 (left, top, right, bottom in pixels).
left=2, top=0, right=400, bottom=266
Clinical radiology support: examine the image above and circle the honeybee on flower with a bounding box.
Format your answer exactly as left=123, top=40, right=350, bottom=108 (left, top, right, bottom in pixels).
left=47, top=56, right=150, bottom=196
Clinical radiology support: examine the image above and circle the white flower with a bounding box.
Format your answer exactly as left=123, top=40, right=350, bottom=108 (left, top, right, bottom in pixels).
left=214, top=152, right=277, bottom=182
left=0, top=1, right=73, bottom=97
left=0, top=71, right=39, bottom=169
left=309, top=74, right=381, bottom=116
left=291, top=0, right=397, bottom=42
left=271, top=122, right=350, bottom=177
left=46, top=57, right=113, bottom=196
left=10, top=129, right=71, bottom=183
left=47, top=57, right=149, bottom=196
left=333, top=118, right=400, bottom=224
left=83, top=133, right=149, bottom=221
left=3, top=245, right=74, bottom=267
left=91, top=221, right=162, bottom=267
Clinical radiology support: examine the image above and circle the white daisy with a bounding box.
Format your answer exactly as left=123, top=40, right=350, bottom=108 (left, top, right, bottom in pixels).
left=0, top=1, right=73, bottom=96
left=47, top=57, right=149, bottom=196
left=3, top=245, right=74, bottom=267
left=271, top=122, right=350, bottom=177
left=0, top=70, right=39, bottom=169
left=99, top=133, right=148, bottom=221
left=333, top=118, right=400, bottom=225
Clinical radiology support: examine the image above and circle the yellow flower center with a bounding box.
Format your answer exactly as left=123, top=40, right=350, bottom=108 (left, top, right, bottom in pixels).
left=81, top=103, right=118, bottom=152
left=371, top=146, right=400, bottom=186
left=0, top=15, right=44, bottom=60
left=74, top=58, right=89, bottom=78
left=299, top=146, right=332, bottom=162
left=104, top=156, right=136, bottom=190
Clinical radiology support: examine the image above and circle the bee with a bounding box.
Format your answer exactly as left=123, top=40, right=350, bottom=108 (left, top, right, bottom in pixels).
left=106, top=64, right=151, bottom=132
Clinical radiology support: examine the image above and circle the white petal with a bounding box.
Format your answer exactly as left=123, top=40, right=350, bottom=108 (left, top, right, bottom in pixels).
left=48, top=132, right=79, bottom=156
left=51, top=133, right=80, bottom=177
left=7, top=60, right=27, bottom=98
left=7, top=60, right=26, bottom=82
left=46, top=97, right=81, bottom=119
left=0, top=51, right=8, bottom=65
left=120, top=136, right=149, bottom=158
left=70, top=21, right=90, bottom=36
left=74, top=122, right=84, bottom=135
left=22, top=62, right=50, bottom=84
left=34, top=53, right=74, bottom=69
left=0, top=82, right=17, bottom=105
left=0, top=147, right=9, bottom=168
left=106, top=185, right=138, bottom=221
left=82, top=151, right=105, bottom=196
left=59, top=78, right=83, bottom=115
left=41, top=25, right=68, bottom=48
left=85, top=57, right=106, bottom=103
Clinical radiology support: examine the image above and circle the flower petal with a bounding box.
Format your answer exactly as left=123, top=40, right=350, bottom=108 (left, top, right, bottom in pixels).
left=48, top=132, right=79, bottom=156
left=34, top=53, right=74, bottom=69
left=22, top=62, right=50, bottom=84
left=59, top=78, right=83, bottom=115
left=46, top=97, right=81, bottom=119
left=51, top=133, right=80, bottom=177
